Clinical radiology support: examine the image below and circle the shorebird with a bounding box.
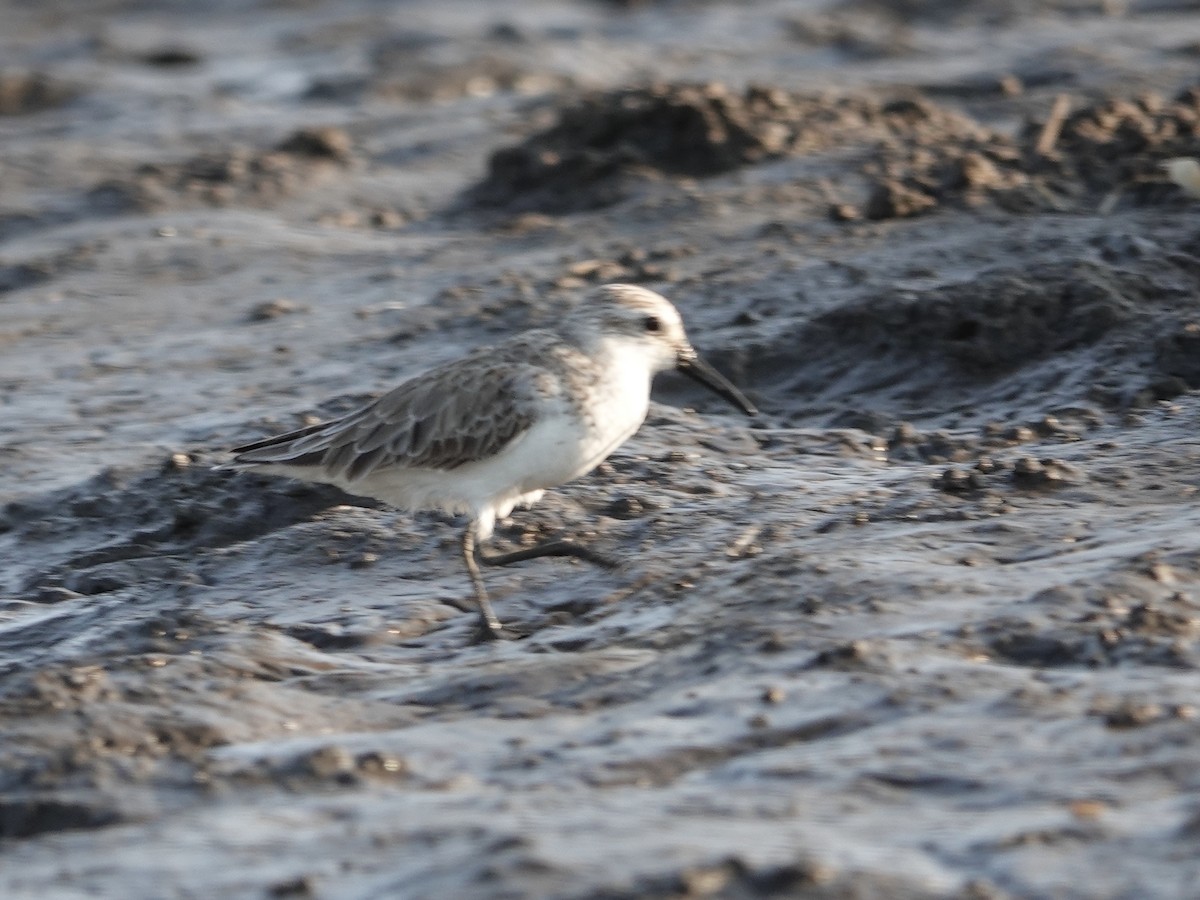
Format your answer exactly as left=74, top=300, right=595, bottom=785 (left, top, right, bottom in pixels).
left=226, top=283, right=756, bottom=639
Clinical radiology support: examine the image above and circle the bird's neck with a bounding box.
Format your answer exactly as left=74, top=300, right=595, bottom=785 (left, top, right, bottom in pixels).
left=588, top=335, right=655, bottom=380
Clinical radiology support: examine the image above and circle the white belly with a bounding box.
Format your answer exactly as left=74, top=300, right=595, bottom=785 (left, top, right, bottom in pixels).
left=338, top=410, right=637, bottom=539
left=260, top=345, right=653, bottom=540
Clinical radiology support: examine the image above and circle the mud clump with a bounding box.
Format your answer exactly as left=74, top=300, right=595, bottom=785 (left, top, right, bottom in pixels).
left=864, top=179, right=938, bottom=219
left=89, top=126, right=355, bottom=211
left=472, top=83, right=972, bottom=213
left=5, top=463, right=355, bottom=598
left=855, top=84, right=1200, bottom=218
left=864, top=142, right=1031, bottom=219
left=0, top=70, right=76, bottom=115
left=274, top=126, right=354, bottom=163
left=984, top=596, right=1200, bottom=670
left=858, top=100, right=1030, bottom=219
left=937, top=456, right=1083, bottom=495
left=470, top=79, right=1200, bottom=219
left=1022, top=86, right=1200, bottom=205
left=740, top=255, right=1200, bottom=419
left=474, top=82, right=802, bottom=212
left=0, top=796, right=121, bottom=840
left=799, top=260, right=1137, bottom=376
left=864, top=262, right=1138, bottom=374
left=473, top=82, right=1042, bottom=218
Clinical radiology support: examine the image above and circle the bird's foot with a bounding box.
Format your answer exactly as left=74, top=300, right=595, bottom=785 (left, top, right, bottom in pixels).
left=467, top=607, right=508, bottom=643
left=563, top=541, right=620, bottom=571
left=479, top=538, right=619, bottom=571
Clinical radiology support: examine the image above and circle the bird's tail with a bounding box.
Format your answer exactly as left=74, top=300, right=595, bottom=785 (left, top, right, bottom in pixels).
left=216, top=420, right=335, bottom=470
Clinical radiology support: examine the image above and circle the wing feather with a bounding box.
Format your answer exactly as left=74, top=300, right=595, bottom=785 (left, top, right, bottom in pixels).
left=352, top=419, right=396, bottom=454
left=229, top=348, right=543, bottom=481
left=345, top=445, right=387, bottom=481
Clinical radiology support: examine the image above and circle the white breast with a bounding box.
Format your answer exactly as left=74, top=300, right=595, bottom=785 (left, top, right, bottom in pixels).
left=473, top=338, right=653, bottom=498
left=558, top=338, right=654, bottom=481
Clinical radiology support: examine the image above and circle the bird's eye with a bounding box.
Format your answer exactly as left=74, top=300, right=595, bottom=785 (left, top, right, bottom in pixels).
left=643, top=316, right=662, bottom=333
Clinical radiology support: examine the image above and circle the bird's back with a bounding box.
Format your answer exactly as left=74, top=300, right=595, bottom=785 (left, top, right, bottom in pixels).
left=229, top=333, right=563, bottom=478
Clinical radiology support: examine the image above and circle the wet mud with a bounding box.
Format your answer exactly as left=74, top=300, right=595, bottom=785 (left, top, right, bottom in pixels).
left=4, top=0, right=1200, bottom=897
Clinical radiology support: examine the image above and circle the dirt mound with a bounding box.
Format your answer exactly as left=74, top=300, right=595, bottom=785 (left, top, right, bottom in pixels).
left=817, top=261, right=1141, bottom=374
left=468, top=81, right=1062, bottom=219
left=737, top=256, right=1200, bottom=422
left=859, top=111, right=1031, bottom=219
left=471, top=83, right=991, bottom=213
left=981, top=555, right=1200, bottom=670
left=2, top=460, right=356, bottom=599
left=468, top=78, right=1200, bottom=219
left=843, top=84, right=1200, bottom=218
left=0, top=600, right=406, bottom=843
left=88, top=127, right=354, bottom=212
left=1026, top=86, right=1200, bottom=204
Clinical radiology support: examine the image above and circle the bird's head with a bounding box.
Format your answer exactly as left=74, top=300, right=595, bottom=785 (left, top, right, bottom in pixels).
left=570, top=283, right=757, bottom=416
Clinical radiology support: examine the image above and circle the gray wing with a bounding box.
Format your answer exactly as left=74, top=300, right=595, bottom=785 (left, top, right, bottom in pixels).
left=230, top=349, right=544, bottom=481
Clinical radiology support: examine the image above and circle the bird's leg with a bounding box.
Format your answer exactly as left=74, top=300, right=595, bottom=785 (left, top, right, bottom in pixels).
left=477, top=538, right=619, bottom=571
left=461, top=524, right=618, bottom=641
left=461, top=521, right=504, bottom=640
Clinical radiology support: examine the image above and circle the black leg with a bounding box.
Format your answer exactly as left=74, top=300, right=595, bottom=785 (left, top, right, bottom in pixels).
left=461, top=522, right=504, bottom=640
left=460, top=526, right=618, bottom=641
left=478, top=539, right=619, bottom=571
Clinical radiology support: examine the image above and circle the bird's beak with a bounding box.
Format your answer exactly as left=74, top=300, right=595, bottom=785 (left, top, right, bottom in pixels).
left=675, top=349, right=757, bottom=416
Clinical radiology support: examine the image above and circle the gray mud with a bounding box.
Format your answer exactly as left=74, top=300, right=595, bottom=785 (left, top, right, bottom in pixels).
left=4, top=1, right=1200, bottom=897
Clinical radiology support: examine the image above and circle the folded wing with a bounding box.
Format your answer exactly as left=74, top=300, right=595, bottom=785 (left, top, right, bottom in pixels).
left=229, top=355, right=539, bottom=481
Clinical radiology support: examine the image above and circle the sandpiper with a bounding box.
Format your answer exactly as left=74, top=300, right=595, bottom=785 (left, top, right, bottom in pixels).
left=226, top=283, right=756, bottom=639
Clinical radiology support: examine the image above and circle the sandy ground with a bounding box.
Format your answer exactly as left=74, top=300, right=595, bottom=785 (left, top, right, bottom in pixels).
left=5, top=0, right=1200, bottom=897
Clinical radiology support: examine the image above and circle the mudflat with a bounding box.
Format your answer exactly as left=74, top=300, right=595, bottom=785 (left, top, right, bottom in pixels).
left=3, top=1, right=1200, bottom=897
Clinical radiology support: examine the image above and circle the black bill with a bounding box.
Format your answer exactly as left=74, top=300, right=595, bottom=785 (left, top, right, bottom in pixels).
left=676, top=350, right=757, bottom=416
